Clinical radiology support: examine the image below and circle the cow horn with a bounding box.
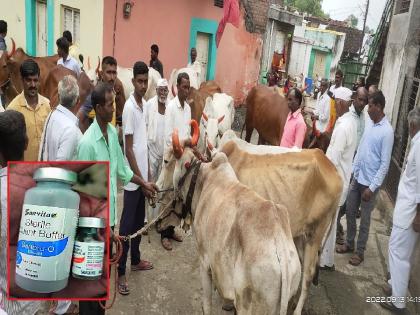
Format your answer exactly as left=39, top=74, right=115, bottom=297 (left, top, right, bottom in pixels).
left=217, top=115, right=225, bottom=124
left=87, top=56, right=91, bottom=70
left=7, top=38, right=16, bottom=59
left=95, top=56, right=100, bottom=75
left=207, top=141, right=214, bottom=152
left=202, top=112, right=208, bottom=121
left=172, top=129, right=184, bottom=159
left=171, top=85, right=177, bottom=97
left=190, top=119, right=200, bottom=147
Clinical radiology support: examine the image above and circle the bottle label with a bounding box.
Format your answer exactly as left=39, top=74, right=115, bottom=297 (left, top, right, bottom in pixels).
left=72, top=241, right=104, bottom=277
left=16, top=204, right=78, bottom=281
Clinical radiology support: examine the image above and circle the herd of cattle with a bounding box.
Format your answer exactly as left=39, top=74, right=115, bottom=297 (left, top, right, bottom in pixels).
left=0, top=40, right=344, bottom=314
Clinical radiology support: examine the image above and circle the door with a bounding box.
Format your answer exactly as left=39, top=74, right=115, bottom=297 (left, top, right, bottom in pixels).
left=196, top=32, right=210, bottom=83
left=36, top=0, right=48, bottom=56
left=313, top=51, right=328, bottom=79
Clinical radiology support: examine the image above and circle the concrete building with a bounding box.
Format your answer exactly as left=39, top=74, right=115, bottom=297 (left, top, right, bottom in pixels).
left=288, top=23, right=345, bottom=81
left=102, top=0, right=271, bottom=105
left=1, top=0, right=103, bottom=64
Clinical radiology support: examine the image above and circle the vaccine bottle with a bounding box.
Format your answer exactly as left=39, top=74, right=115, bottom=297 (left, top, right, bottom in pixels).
left=72, top=217, right=106, bottom=280
left=15, top=167, right=79, bottom=293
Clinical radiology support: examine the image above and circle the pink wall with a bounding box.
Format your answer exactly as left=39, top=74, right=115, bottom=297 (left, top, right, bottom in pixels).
left=103, top=0, right=263, bottom=105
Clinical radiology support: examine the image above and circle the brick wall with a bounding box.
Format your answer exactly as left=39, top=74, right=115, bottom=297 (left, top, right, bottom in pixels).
left=242, top=0, right=283, bottom=34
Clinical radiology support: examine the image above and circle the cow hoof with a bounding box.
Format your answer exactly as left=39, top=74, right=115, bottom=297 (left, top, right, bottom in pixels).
left=222, top=300, right=235, bottom=312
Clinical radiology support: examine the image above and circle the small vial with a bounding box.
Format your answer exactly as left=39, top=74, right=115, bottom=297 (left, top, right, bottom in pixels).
left=16, top=167, right=80, bottom=293
left=72, top=217, right=105, bottom=280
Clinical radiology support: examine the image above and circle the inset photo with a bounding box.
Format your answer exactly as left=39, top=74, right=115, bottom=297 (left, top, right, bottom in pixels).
left=6, top=162, right=110, bottom=301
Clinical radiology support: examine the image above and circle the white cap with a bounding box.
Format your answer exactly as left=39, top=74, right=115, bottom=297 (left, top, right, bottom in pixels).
left=334, top=87, right=353, bottom=101
left=157, top=78, right=168, bottom=87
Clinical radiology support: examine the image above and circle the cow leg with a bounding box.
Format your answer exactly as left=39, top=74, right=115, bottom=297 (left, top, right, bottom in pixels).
left=244, top=125, right=253, bottom=142
left=293, top=243, right=319, bottom=315
left=200, top=264, right=212, bottom=315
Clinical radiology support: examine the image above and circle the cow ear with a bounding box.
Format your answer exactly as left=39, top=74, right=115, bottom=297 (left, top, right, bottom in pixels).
left=184, top=161, right=191, bottom=169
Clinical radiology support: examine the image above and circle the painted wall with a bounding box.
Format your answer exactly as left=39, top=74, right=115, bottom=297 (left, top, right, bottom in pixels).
left=52, top=0, right=104, bottom=63
left=1, top=0, right=27, bottom=52
left=102, top=0, right=262, bottom=105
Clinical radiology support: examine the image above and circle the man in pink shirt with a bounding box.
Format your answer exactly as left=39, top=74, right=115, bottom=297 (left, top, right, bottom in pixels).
left=280, top=88, right=307, bottom=148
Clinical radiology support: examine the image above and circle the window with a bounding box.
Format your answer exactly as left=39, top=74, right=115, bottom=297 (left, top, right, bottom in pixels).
left=395, top=0, right=410, bottom=15
left=62, top=6, right=80, bottom=44
left=214, top=0, right=224, bottom=8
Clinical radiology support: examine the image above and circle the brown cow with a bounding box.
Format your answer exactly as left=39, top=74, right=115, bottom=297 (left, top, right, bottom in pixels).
left=242, top=85, right=289, bottom=145
left=187, top=81, right=222, bottom=125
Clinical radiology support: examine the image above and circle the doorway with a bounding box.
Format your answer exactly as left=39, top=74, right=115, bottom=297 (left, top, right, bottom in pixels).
left=36, top=0, right=48, bottom=56
left=196, top=32, right=210, bottom=82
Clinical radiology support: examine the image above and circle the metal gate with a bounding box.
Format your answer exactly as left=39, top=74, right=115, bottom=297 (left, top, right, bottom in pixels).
left=385, top=77, right=420, bottom=201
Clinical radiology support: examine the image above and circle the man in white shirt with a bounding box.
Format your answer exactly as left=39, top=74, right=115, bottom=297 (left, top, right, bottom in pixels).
left=118, top=61, right=156, bottom=295
left=56, top=37, right=81, bottom=77
left=312, top=79, right=330, bottom=132
left=328, top=69, right=343, bottom=98
left=320, top=87, right=358, bottom=270
left=39, top=75, right=82, bottom=161
left=145, top=78, right=168, bottom=219
left=380, top=107, right=420, bottom=313
left=187, top=47, right=202, bottom=86
left=161, top=72, right=191, bottom=250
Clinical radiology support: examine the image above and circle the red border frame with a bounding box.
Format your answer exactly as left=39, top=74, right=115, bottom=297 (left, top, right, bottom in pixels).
left=6, top=161, right=111, bottom=301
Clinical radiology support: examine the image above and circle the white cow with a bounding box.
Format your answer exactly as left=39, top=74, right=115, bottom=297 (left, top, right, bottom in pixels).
left=170, top=124, right=301, bottom=315
left=168, top=67, right=199, bottom=99
left=198, top=93, right=235, bottom=154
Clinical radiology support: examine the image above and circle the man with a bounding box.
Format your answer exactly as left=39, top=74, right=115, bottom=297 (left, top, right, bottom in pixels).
left=380, top=107, right=420, bottom=313
left=150, top=44, right=163, bottom=77
left=0, top=111, right=41, bottom=315
left=39, top=75, right=82, bottom=161
left=145, top=78, right=168, bottom=219
left=76, top=82, right=157, bottom=314
left=312, top=79, right=331, bottom=133
left=161, top=72, right=190, bottom=250
left=280, top=87, right=307, bottom=148
left=319, top=87, right=357, bottom=271
left=336, top=87, right=369, bottom=244
left=328, top=69, right=343, bottom=97
left=0, top=20, right=7, bottom=51
left=56, top=37, right=81, bottom=77
left=77, top=56, right=123, bottom=132
left=6, top=59, right=51, bottom=161
left=187, top=47, right=201, bottom=86
left=337, top=90, right=394, bottom=266
left=118, top=62, right=155, bottom=295
left=62, top=30, right=81, bottom=67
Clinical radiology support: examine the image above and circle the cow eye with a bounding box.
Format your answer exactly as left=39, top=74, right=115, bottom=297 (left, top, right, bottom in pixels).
left=164, top=160, right=169, bottom=164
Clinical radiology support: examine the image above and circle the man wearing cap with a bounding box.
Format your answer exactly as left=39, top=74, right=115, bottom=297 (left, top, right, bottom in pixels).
left=145, top=78, right=168, bottom=219
left=320, top=86, right=358, bottom=270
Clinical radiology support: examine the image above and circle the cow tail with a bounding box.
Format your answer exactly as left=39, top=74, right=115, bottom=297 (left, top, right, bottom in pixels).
left=240, top=120, right=246, bottom=139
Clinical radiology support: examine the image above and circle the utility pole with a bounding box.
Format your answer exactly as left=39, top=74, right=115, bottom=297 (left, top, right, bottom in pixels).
left=359, top=0, right=370, bottom=57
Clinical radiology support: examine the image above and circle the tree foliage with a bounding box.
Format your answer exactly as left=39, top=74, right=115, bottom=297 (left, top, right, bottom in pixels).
left=346, top=14, right=359, bottom=28
left=284, top=0, right=329, bottom=18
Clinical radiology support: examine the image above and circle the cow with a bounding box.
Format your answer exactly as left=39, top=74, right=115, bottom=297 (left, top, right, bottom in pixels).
left=241, top=85, right=289, bottom=145
left=0, top=50, right=19, bottom=105
left=157, top=130, right=342, bottom=315
left=198, top=93, right=234, bottom=154
left=169, top=122, right=301, bottom=315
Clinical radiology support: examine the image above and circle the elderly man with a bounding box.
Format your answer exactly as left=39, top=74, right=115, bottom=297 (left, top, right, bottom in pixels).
left=380, top=107, right=420, bottom=313
left=320, top=87, right=357, bottom=270
left=280, top=88, right=307, bottom=148
left=337, top=90, right=394, bottom=266
left=39, top=75, right=82, bottom=161
left=312, top=79, right=331, bottom=132
left=56, top=37, right=81, bottom=77
left=6, top=59, right=51, bottom=161
left=160, top=72, right=191, bottom=250
left=187, top=47, right=202, bottom=86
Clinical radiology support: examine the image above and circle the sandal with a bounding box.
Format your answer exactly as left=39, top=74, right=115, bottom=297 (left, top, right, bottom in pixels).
left=118, top=282, right=130, bottom=295
left=336, top=243, right=354, bottom=254
left=349, top=254, right=364, bottom=266
left=131, top=259, right=153, bottom=271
